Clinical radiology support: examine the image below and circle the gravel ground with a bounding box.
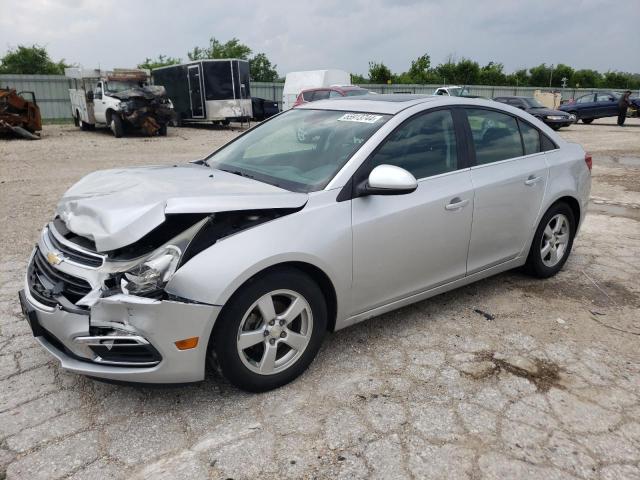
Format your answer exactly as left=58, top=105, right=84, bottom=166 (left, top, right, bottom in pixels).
left=0, top=117, right=639, bottom=480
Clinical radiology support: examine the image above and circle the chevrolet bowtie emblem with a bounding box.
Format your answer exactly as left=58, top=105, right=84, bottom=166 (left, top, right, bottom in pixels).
left=46, top=252, right=63, bottom=265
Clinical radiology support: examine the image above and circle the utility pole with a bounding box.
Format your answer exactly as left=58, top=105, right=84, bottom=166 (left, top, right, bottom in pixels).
left=549, top=64, right=554, bottom=87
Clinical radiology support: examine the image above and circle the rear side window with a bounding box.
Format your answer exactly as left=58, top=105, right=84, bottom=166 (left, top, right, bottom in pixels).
left=518, top=120, right=541, bottom=155
left=466, top=109, right=523, bottom=165
left=370, top=109, right=458, bottom=179
left=314, top=90, right=330, bottom=101
left=576, top=94, right=593, bottom=104
left=329, top=90, right=342, bottom=98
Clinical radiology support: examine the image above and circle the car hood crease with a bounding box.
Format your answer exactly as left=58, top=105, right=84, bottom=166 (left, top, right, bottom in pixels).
left=56, top=164, right=308, bottom=252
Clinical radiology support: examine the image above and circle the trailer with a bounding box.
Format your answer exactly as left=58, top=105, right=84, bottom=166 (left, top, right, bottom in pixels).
left=152, top=59, right=252, bottom=125
left=65, top=67, right=174, bottom=137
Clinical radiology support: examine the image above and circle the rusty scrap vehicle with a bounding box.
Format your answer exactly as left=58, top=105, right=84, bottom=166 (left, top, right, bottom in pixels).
left=66, top=67, right=175, bottom=138
left=0, top=88, right=42, bottom=140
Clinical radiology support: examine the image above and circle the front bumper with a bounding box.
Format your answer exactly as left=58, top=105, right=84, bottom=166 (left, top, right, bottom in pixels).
left=543, top=117, right=573, bottom=127
left=20, top=280, right=220, bottom=384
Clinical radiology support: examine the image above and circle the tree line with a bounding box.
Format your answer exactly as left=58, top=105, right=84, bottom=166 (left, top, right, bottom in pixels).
left=1, top=44, right=638, bottom=89
left=356, top=54, right=640, bottom=89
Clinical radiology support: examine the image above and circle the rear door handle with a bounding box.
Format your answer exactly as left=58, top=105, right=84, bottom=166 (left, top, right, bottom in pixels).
left=524, top=175, right=543, bottom=186
left=445, top=197, right=469, bottom=211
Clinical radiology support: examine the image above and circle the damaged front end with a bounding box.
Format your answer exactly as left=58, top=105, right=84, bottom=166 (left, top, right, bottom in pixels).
left=21, top=208, right=295, bottom=382
left=113, top=86, right=175, bottom=135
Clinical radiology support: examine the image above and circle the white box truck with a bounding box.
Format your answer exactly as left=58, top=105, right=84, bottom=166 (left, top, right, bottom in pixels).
left=65, top=67, right=174, bottom=138
left=282, top=69, right=351, bottom=110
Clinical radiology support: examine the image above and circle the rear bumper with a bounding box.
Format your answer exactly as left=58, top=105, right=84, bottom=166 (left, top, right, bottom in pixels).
left=20, top=283, right=221, bottom=383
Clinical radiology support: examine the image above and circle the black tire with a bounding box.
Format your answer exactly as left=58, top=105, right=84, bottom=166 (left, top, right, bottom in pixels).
left=109, top=113, right=124, bottom=138
left=211, top=268, right=327, bottom=392
left=158, top=123, right=168, bottom=136
left=524, top=202, right=576, bottom=278
left=73, top=110, right=80, bottom=127
left=582, top=118, right=594, bottom=124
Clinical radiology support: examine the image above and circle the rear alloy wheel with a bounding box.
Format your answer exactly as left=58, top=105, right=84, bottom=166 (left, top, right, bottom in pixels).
left=524, top=202, right=575, bottom=278
left=212, top=269, right=327, bottom=392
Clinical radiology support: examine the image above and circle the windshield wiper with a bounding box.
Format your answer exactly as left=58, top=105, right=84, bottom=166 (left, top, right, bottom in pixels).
left=219, top=168, right=255, bottom=180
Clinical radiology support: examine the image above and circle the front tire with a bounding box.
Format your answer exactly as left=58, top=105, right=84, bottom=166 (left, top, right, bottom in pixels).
left=211, top=268, right=327, bottom=392
left=524, top=202, right=576, bottom=278
left=109, top=114, right=124, bottom=138
left=582, top=118, right=594, bottom=124
left=158, top=123, right=168, bottom=136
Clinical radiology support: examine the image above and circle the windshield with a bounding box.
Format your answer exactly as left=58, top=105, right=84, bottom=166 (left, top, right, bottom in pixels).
left=448, top=87, right=471, bottom=97
left=104, top=80, right=145, bottom=93
left=524, top=98, right=545, bottom=108
left=343, top=89, right=370, bottom=97
left=206, top=109, right=391, bottom=192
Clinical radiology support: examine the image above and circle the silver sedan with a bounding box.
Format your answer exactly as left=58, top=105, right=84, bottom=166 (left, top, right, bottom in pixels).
left=20, top=95, right=591, bottom=391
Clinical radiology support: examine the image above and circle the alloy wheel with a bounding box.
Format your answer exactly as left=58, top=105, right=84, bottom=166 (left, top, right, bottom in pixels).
left=540, top=213, right=570, bottom=267
left=236, top=289, right=313, bottom=375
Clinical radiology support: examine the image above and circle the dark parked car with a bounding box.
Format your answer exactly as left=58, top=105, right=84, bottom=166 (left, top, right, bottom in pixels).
left=293, top=86, right=373, bottom=107
left=493, top=96, right=574, bottom=130
left=559, top=91, right=640, bottom=124
left=251, top=97, right=280, bottom=121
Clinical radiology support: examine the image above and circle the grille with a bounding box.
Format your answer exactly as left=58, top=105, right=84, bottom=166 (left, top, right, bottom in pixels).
left=47, top=227, right=103, bottom=268
left=28, top=248, right=92, bottom=307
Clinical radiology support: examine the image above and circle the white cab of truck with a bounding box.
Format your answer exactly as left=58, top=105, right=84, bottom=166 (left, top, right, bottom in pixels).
left=282, top=69, right=351, bottom=110
left=65, top=67, right=174, bottom=138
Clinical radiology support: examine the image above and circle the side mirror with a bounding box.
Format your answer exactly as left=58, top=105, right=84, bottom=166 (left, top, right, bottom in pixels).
left=357, top=164, right=418, bottom=197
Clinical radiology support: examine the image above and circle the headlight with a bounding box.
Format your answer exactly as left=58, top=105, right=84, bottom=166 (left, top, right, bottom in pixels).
left=122, top=245, right=181, bottom=295
left=546, top=115, right=566, bottom=121
left=118, top=217, right=209, bottom=296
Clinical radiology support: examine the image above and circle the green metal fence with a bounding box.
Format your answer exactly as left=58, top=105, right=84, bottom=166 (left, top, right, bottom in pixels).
left=1, top=74, right=632, bottom=120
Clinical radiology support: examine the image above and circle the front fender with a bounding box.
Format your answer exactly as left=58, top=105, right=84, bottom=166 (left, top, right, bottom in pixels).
left=166, top=191, right=353, bottom=320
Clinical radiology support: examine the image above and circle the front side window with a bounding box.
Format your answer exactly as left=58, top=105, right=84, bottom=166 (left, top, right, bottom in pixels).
left=302, top=91, right=315, bottom=101
left=518, top=120, right=541, bottom=156
left=596, top=93, right=614, bottom=102
left=206, top=109, right=390, bottom=192
left=370, top=109, right=458, bottom=179
left=466, top=108, right=523, bottom=165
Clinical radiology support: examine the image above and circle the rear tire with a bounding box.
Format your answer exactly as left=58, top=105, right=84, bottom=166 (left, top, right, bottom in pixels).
left=109, top=114, right=124, bottom=138
left=211, top=268, right=327, bottom=392
left=524, top=202, right=576, bottom=278
left=158, top=123, right=168, bottom=136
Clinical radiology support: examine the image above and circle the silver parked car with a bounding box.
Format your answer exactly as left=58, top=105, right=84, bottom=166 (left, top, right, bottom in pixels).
left=19, top=95, right=591, bottom=391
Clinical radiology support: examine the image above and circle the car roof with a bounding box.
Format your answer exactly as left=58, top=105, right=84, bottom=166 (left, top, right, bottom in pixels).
left=296, top=94, right=499, bottom=115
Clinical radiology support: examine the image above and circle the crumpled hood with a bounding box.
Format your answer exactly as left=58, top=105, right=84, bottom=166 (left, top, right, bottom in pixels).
left=110, top=85, right=167, bottom=101
left=56, top=164, right=308, bottom=252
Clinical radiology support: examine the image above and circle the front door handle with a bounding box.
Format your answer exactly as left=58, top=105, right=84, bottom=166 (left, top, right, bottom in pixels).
left=525, top=175, right=543, bottom=186
left=445, top=197, right=469, bottom=211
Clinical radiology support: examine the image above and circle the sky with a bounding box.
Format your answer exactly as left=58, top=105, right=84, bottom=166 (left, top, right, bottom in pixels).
left=1, top=0, right=639, bottom=76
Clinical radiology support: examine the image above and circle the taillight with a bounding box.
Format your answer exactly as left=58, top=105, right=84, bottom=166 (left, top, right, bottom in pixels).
left=584, top=153, right=592, bottom=172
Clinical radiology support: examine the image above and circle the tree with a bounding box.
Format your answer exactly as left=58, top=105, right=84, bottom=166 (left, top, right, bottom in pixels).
left=572, top=69, right=602, bottom=88
left=249, top=53, right=278, bottom=82
left=551, top=63, right=574, bottom=88
left=407, top=54, right=431, bottom=84
left=188, top=37, right=252, bottom=60
left=506, top=69, right=530, bottom=86
left=368, top=61, right=392, bottom=84
left=0, top=44, right=68, bottom=74
left=478, top=62, right=506, bottom=85
left=351, top=73, right=369, bottom=84
left=137, top=54, right=181, bottom=71
left=528, top=64, right=553, bottom=87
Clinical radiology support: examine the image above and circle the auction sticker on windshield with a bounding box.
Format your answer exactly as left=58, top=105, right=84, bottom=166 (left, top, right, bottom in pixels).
left=337, top=113, right=383, bottom=123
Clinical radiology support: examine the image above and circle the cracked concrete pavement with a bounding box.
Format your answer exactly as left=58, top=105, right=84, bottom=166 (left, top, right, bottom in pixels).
left=1, top=118, right=639, bottom=479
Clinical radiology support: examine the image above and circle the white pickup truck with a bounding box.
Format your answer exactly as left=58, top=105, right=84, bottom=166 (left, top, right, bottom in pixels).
left=65, top=68, right=174, bottom=138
